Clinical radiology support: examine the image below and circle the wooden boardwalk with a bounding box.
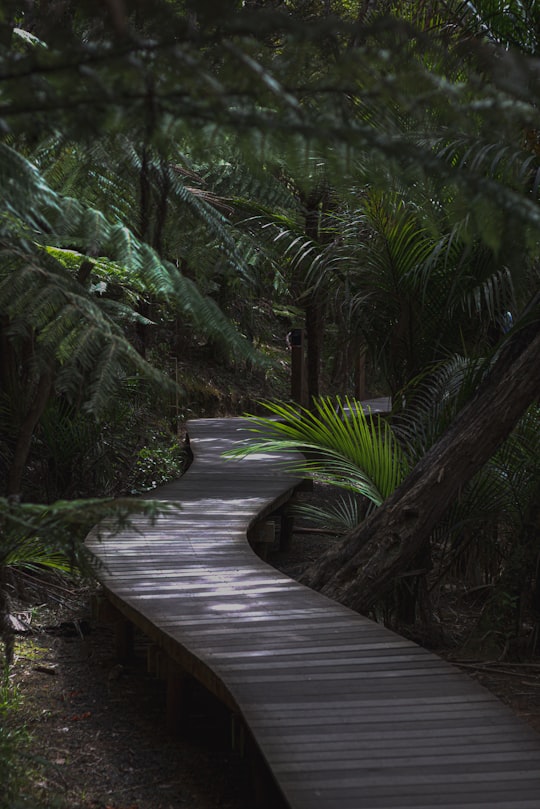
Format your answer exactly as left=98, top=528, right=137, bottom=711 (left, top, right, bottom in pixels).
left=88, top=414, right=540, bottom=809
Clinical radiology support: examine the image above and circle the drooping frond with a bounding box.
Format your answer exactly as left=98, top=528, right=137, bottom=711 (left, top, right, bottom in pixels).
left=4, top=4, right=540, bottom=235
left=292, top=493, right=367, bottom=534
left=0, top=142, right=59, bottom=233
left=393, top=355, right=489, bottom=456
left=227, top=397, right=408, bottom=507
left=450, top=0, right=540, bottom=55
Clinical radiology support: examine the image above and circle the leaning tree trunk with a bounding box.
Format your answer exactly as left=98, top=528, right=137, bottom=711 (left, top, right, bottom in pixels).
left=301, top=300, right=540, bottom=614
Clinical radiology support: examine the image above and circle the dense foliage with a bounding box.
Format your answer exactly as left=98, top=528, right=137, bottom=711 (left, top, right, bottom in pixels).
left=0, top=0, right=540, bottom=665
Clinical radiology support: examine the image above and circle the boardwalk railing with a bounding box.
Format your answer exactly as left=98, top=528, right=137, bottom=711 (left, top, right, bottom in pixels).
left=88, top=416, right=540, bottom=809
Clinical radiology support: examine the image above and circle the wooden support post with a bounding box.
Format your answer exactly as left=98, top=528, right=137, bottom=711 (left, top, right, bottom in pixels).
left=92, top=592, right=118, bottom=623
left=114, top=615, right=134, bottom=662
left=147, top=643, right=165, bottom=678
left=249, top=521, right=275, bottom=560
left=148, top=644, right=170, bottom=681
left=279, top=507, right=294, bottom=553
left=92, top=594, right=134, bottom=661
left=231, top=713, right=246, bottom=757
left=90, top=593, right=102, bottom=621
left=166, top=659, right=191, bottom=734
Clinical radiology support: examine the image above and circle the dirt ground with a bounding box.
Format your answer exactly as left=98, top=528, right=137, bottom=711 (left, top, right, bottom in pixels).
left=7, top=505, right=540, bottom=809
left=9, top=590, right=253, bottom=809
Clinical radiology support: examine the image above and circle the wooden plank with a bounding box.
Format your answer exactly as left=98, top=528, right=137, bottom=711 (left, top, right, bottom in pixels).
left=87, top=412, right=540, bottom=809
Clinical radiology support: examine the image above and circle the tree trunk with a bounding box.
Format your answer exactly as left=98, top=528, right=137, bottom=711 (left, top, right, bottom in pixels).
left=354, top=342, right=367, bottom=399
left=302, top=183, right=332, bottom=405
left=301, top=305, right=540, bottom=614
left=305, top=299, right=323, bottom=403
left=6, top=369, right=53, bottom=500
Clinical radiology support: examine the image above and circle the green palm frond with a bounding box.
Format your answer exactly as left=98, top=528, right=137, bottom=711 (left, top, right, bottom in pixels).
left=394, top=371, right=540, bottom=582
left=443, top=456, right=520, bottom=542
left=228, top=397, right=408, bottom=507
left=3, top=536, right=72, bottom=574
left=451, top=0, right=540, bottom=55
left=466, top=265, right=515, bottom=321
left=394, top=355, right=489, bottom=456
left=292, top=493, right=367, bottom=534
left=360, top=192, right=439, bottom=289
left=428, top=404, right=540, bottom=585
left=492, top=403, right=540, bottom=511
left=334, top=183, right=523, bottom=393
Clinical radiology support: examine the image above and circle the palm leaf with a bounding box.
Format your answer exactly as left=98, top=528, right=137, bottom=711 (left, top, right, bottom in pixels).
left=292, top=493, right=367, bottom=534
left=227, top=397, right=407, bottom=507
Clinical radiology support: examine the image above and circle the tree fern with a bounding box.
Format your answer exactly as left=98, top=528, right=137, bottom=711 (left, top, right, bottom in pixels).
left=28, top=128, right=283, bottom=368
left=0, top=496, right=171, bottom=572
left=0, top=143, right=258, bottom=398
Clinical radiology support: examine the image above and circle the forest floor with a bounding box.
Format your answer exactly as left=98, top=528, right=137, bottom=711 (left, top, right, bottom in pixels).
left=7, top=485, right=540, bottom=809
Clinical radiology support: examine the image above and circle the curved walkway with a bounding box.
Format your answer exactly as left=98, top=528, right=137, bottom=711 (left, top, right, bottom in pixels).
left=88, top=415, right=540, bottom=809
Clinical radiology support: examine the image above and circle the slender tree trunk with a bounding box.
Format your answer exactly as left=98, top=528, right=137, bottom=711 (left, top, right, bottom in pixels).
left=301, top=304, right=540, bottom=614
left=153, top=158, right=170, bottom=255
left=6, top=369, right=53, bottom=500
left=305, top=299, right=323, bottom=403
left=0, top=1, right=16, bottom=47
left=303, top=184, right=331, bottom=404
left=354, top=342, right=367, bottom=399
left=136, top=142, right=153, bottom=358
left=0, top=317, right=15, bottom=394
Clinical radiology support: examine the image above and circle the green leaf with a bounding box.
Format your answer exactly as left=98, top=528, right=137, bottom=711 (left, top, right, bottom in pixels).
left=227, top=397, right=407, bottom=508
